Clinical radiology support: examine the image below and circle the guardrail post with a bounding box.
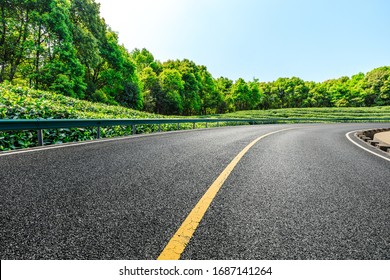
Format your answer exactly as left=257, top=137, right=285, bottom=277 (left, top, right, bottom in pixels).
left=37, top=129, right=44, bottom=146
left=217, top=121, right=219, bottom=127
left=206, top=122, right=208, bottom=128
left=158, top=124, right=161, bottom=132
left=177, top=123, right=180, bottom=130
left=193, top=123, right=196, bottom=129
left=97, top=126, right=101, bottom=139
left=132, top=124, right=136, bottom=135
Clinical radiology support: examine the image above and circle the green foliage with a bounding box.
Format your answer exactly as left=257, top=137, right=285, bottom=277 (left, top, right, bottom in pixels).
left=132, top=51, right=389, bottom=115
left=131, top=48, right=161, bottom=73
left=138, top=67, right=159, bottom=113
left=0, top=83, right=160, bottom=150
left=1, top=0, right=140, bottom=109
left=362, top=66, right=390, bottom=106
left=1, top=0, right=389, bottom=117
left=1, top=83, right=390, bottom=151
left=211, top=106, right=390, bottom=121
left=215, top=77, right=233, bottom=113
left=230, top=78, right=250, bottom=110
left=158, top=68, right=184, bottom=114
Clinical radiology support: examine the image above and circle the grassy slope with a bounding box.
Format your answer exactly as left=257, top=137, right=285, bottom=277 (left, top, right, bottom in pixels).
left=1, top=83, right=390, bottom=150
left=0, top=84, right=170, bottom=150
left=212, top=107, right=390, bottom=120
left=0, top=83, right=161, bottom=119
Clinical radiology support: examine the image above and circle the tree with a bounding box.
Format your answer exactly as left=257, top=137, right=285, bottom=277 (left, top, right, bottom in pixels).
left=305, top=82, right=332, bottom=107
left=247, top=79, right=262, bottom=109
left=230, top=78, right=250, bottom=110
left=69, top=0, right=104, bottom=96
left=158, top=68, right=184, bottom=114
left=362, top=67, right=390, bottom=106
left=325, top=77, right=350, bottom=107
left=215, top=77, right=233, bottom=113
left=131, top=48, right=161, bottom=74
left=171, top=59, right=201, bottom=115
left=0, top=0, right=86, bottom=97
left=0, top=0, right=34, bottom=83
left=39, top=0, right=86, bottom=97
left=198, top=66, right=217, bottom=114
left=89, top=29, right=142, bottom=108
left=139, top=67, right=160, bottom=112
left=347, top=73, right=365, bottom=106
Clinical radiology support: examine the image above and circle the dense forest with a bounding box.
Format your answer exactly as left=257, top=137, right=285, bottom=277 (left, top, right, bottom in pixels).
left=1, top=0, right=390, bottom=116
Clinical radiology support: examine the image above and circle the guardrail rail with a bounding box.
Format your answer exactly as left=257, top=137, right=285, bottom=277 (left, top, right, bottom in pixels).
left=1, top=117, right=390, bottom=147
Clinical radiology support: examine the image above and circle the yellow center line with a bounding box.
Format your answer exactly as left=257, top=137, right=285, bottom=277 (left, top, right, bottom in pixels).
left=157, top=127, right=295, bottom=260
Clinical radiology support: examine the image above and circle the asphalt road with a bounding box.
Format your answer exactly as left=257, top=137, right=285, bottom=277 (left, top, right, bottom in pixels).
left=0, top=123, right=389, bottom=259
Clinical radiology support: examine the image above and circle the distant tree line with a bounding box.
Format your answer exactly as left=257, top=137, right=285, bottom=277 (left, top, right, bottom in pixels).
left=1, top=0, right=389, bottom=115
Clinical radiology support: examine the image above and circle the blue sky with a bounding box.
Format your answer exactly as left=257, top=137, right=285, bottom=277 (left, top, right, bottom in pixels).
left=96, top=0, right=390, bottom=82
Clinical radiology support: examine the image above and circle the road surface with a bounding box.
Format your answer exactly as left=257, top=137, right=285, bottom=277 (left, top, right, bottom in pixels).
left=0, top=123, right=389, bottom=259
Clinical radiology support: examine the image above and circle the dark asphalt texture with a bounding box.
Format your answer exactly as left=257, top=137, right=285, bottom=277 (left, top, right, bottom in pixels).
left=0, top=123, right=389, bottom=259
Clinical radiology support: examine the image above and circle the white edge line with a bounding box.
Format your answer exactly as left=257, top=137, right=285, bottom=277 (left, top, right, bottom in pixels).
left=0, top=128, right=196, bottom=157
left=0, top=135, right=137, bottom=157
left=0, top=124, right=282, bottom=157
left=346, top=130, right=390, bottom=162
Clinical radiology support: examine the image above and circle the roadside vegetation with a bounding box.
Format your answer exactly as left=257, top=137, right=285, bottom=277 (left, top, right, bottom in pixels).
left=1, top=0, right=390, bottom=116
left=1, top=0, right=390, bottom=151
left=0, top=83, right=173, bottom=150
left=215, top=107, right=390, bottom=121
left=1, top=83, right=390, bottom=151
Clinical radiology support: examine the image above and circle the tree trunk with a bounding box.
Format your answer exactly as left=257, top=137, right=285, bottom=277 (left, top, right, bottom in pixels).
left=0, top=3, right=7, bottom=82
left=35, top=24, right=42, bottom=89
left=8, top=9, right=30, bottom=81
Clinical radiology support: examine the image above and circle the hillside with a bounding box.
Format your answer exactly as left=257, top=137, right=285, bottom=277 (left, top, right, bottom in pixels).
left=216, top=107, right=390, bottom=121
left=0, top=83, right=166, bottom=150
left=0, top=83, right=160, bottom=120
left=1, top=84, right=390, bottom=151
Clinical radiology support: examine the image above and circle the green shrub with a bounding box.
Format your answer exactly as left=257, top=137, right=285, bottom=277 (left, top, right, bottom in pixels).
left=0, top=84, right=166, bottom=150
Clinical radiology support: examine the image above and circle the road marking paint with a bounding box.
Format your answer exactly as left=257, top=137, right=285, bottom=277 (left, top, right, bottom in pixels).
left=0, top=128, right=212, bottom=157
left=157, top=127, right=295, bottom=260
left=0, top=135, right=139, bottom=157
left=346, top=130, right=390, bottom=162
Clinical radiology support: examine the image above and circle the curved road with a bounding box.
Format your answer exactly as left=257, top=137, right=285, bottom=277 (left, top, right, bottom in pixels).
left=0, top=123, right=389, bottom=259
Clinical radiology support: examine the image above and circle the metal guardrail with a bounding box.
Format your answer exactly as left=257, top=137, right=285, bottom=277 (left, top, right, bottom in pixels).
left=0, top=118, right=259, bottom=146
left=1, top=117, right=390, bottom=146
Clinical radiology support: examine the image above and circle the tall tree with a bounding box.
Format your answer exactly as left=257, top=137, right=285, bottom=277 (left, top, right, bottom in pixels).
left=131, top=48, right=161, bottom=74
left=139, top=66, right=160, bottom=112
left=362, top=66, right=390, bottom=106
left=69, top=0, right=104, bottom=96
left=231, top=78, right=250, bottom=110
left=198, top=66, right=216, bottom=114
left=248, top=79, right=262, bottom=109
left=158, top=68, right=184, bottom=114
left=0, top=0, right=35, bottom=83
left=178, top=60, right=201, bottom=115
left=38, top=0, right=86, bottom=97
left=215, top=77, right=232, bottom=113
